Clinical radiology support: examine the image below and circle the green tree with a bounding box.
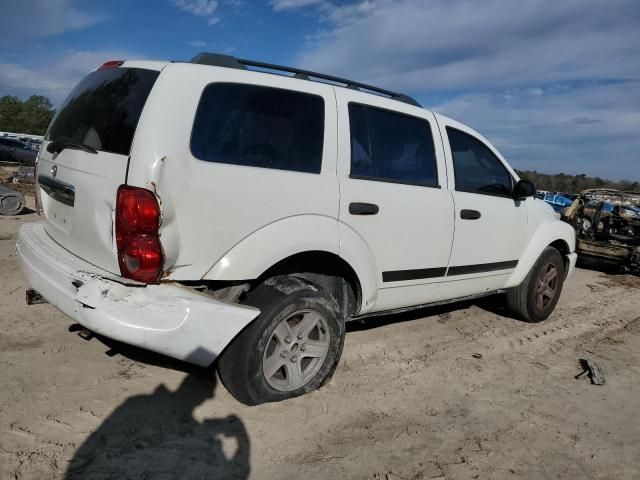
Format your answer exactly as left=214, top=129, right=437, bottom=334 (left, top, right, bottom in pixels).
left=0, top=94, right=56, bottom=135
left=0, top=95, right=23, bottom=132
left=516, top=170, right=639, bottom=193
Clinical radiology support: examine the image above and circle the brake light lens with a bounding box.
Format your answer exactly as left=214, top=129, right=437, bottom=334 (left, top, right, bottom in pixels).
left=115, top=186, right=163, bottom=283
left=98, top=60, right=124, bottom=70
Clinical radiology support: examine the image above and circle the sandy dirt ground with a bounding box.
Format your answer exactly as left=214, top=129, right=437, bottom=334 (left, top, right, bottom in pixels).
left=2, top=196, right=640, bottom=480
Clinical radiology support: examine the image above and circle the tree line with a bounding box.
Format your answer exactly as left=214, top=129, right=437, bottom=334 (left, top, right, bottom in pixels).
left=516, top=170, right=639, bottom=194
left=0, top=95, right=56, bottom=136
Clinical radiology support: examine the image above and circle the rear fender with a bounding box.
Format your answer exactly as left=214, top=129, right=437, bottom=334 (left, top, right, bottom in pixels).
left=202, top=215, right=378, bottom=314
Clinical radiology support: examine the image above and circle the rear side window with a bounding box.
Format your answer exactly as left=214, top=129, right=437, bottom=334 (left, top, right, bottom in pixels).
left=349, top=103, right=438, bottom=187
left=191, top=83, right=324, bottom=174
left=446, top=127, right=513, bottom=197
left=46, top=67, right=159, bottom=156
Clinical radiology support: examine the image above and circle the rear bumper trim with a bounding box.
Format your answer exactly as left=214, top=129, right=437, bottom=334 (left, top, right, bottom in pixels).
left=17, top=222, right=260, bottom=366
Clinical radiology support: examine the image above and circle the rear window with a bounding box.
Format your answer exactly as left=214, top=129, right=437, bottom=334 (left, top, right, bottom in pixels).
left=191, top=83, right=324, bottom=174
left=45, top=67, right=159, bottom=156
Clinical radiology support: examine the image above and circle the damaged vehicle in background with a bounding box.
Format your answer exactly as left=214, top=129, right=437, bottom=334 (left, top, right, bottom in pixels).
left=562, top=189, right=640, bottom=275
left=0, top=137, right=37, bottom=166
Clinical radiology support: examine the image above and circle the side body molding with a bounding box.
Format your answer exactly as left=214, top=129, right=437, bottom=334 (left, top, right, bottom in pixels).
left=203, top=215, right=379, bottom=314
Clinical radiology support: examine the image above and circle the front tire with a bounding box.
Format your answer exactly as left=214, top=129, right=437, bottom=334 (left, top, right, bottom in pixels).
left=217, top=276, right=345, bottom=405
left=506, top=247, right=565, bottom=322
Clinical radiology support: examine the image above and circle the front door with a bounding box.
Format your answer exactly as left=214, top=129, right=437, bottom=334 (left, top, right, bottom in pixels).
left=437, top=115, right=528, bottom=293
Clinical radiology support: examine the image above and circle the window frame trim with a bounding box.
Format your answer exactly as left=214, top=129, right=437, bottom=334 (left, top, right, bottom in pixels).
left=189, top=81, right=327, bottom=175
left=446, top=126, right=516, bottom=199
left=347, top=101, right=441, bottom=189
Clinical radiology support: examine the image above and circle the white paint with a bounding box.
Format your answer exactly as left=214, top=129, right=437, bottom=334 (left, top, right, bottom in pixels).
left=17, top=222, right=259, bottom=366
left=18, top=59, right=577, bottom=365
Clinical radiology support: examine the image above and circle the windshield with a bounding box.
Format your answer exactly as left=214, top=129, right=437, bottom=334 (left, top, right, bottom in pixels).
left=45, top=67, right=159, bottom=156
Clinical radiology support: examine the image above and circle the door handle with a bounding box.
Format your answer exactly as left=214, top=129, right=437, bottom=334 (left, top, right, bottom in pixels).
left=349, top=202, right=379, bottom=215
left=460, top=209, right=481, bottom=220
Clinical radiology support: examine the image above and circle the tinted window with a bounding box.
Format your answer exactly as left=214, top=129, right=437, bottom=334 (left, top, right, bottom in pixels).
left=349, top=104, right=437, bottom=187
left=447, top=127, right=513, bottom=196
left=46, top=68, right=159, bottom=156
left=191, top=83, right=324, bottom=174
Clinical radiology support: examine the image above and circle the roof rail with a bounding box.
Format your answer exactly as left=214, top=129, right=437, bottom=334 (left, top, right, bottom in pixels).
left=190, top=52, right=421, bottom=107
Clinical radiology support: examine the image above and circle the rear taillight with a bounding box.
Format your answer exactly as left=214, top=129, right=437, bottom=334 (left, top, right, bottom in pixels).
left=115, top=185, right=163, bottom=283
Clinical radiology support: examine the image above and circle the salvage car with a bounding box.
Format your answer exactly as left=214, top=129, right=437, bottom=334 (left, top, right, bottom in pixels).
left=562, top=189, right=640, bottom=274
left=0, top=136, right=37, bottom=165
left=17, top=53, right=577, bottom=405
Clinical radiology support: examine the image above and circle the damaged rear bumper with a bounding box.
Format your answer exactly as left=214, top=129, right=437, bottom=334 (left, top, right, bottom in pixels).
left=16, top=222, right=260, bottom=366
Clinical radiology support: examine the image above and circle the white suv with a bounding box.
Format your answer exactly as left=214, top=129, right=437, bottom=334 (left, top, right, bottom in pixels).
left=18, top=53, right=577, bottom=405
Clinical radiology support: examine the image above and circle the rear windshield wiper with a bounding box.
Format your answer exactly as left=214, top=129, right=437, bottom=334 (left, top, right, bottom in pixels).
left=47, top=137, right=98, bottom=155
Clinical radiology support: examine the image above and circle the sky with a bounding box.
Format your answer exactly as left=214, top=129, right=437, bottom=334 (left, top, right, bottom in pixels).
left=1, top=0, right=638, bottom=180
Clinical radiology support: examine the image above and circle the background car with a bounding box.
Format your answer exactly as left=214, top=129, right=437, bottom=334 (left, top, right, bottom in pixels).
left=0, top=137, right=37, bottom=165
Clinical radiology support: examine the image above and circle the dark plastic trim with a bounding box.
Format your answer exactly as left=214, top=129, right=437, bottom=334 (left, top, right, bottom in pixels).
left=349, top=202, right=379, bottom=215
left=447, top=260, right=518, bottom=276
left=38, top=175, right=75, bottom=207
left=191, top=53, right=246, bottom=70
left=460, top=209, right=481, bottom=220
left=190, top=52, right=421, bottom=107
left=382, top=260, right=518, bottom=282
left=382, top=267, right=447, bottom=282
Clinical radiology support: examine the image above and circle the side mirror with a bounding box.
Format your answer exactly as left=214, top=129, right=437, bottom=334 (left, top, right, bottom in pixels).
left=513, top=179, right=535, bottom=200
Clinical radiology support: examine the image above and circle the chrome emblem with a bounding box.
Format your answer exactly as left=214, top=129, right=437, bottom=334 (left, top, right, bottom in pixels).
left=51, top=165, right=57, bottom=177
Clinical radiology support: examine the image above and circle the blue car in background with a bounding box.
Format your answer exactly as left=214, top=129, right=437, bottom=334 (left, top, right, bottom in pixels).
left=543, top=193, right=574, bottom=213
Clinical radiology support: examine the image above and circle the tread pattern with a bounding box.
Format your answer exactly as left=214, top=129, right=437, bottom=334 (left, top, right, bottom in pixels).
left=507, top=247, right=565, bottom=323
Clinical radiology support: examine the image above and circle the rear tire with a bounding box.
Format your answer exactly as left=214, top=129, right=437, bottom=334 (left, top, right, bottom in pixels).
left=217, top=276, right=345, bottom=405
left=507, top=247, right=565, bottom=322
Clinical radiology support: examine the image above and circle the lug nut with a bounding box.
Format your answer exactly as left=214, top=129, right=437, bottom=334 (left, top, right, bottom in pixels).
left=290, top=355, right=298, bottom=362
left=297, top=332, right=303, bottom=340
left=285, top=336, right=292, bottom=344
left=300, top=344, right=306, bottom=352
left=280, top=351, right=289, bottom=358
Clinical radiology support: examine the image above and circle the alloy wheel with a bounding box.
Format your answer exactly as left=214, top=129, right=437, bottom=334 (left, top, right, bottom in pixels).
left=262, top=309, right=330, bottom=392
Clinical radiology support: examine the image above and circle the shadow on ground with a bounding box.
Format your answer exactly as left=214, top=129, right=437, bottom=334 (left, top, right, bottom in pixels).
left=64, top=364, right=250, bottom=479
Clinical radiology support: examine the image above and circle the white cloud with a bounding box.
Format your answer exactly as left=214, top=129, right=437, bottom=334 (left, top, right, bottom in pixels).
left=295, top=0, right=640, bottom=93
left=271, top=0, right=325, bottom=11
left=431, top=81, right=640, bottom=180
left=286, top=0, right=640, bottom=179
left=189, top=40, right=208, bottom=47
left=171, top=0, right=220, bottom=25
left=0, top=0, right=102, bottom=45
left=0, top=50, right=145, bottom=105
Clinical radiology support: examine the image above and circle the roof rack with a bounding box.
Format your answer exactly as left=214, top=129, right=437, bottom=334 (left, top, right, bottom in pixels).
left=190, top=52, right=421, bottom=107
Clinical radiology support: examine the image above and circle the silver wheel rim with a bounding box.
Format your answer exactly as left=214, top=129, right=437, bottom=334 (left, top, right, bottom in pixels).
left=262, top=309, right=330, bottom=392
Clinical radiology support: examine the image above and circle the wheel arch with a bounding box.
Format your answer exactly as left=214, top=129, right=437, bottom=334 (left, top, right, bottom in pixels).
left=255, top=251, right=363, bottom=317
left=202, top=215, right=376, bottom=315
left=506, top=220, right=576, bottom=288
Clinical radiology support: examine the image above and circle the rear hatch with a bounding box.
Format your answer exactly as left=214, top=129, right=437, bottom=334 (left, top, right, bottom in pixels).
left=37, top=64, right=160, bottom=274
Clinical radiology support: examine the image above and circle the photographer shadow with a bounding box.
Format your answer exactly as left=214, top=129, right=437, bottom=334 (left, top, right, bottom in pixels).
left=65, top=372, right=250, bottom=479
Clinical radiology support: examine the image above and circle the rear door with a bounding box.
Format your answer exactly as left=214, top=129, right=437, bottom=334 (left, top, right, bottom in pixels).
left=336, top=90, right=455, bottom=312
left=37, top=64, right=161, bottom=273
